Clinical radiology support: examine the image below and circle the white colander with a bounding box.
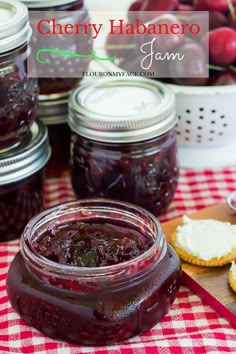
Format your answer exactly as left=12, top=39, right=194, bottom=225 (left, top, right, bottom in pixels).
left=168, top=84, right=236, bottom=169
left=88, top=57, right=236, bottom=169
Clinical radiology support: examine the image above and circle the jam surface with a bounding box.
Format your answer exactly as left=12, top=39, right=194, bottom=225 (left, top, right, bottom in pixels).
left=34, top=222, right=154, bottom=267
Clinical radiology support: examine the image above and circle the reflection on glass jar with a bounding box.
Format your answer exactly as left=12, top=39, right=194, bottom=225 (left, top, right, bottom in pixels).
left=22, top=0, right=93, bottom=97
left=0, top=120, right=50, bottom=241
left=37, top=96, right=71, bottom=177
left=6, top=199, right=181, bottom=344
left=69, top=78, right=179, bottom=216
left=0, top=0, right=38, bottom=152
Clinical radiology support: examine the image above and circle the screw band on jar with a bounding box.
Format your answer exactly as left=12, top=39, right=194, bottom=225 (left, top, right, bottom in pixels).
left=0, top=0, right=32, bottom=53
left=19, top=0, right=83, bottom=8
left=68, top=77, right=177, bottom=143
left=0, top=120, right=51, bottom=185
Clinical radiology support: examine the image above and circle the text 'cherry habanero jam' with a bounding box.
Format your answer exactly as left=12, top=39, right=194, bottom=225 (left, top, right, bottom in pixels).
left=68, top=78, right=179, bottom=217
left=6, top=199, right=181, bottom=345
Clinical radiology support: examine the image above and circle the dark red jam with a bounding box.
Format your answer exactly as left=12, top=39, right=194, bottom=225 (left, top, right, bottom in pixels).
left=7, top=244, right=180, bottom=344
left=6, top=200, right=181, bottom=344
left=0, top=171, right=44, bottom=242
left=28, top=0, right=92, bottom=96
left=0, top=44, right=38, bottom=151
left=45, top=123, right=70, bottom=177
left=34, top=222, right=154, bottom=267
left=71, top=132, right=179, bottom=216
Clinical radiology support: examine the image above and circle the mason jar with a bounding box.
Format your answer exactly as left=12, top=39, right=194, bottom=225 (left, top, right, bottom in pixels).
left=0, top=0, right=38, bottom=152
left=0, top=120, right=50, bottom=241
left=68, top=78, right=179, bottom=217
left=6, top=199, right=181, bottom=344
left=37, top=97, right=70, bottom=177
left=20, top=0, right=92, bottom=98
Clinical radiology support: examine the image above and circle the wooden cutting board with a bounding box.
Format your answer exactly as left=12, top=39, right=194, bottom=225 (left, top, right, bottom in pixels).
left=162, top=203, right=236, bottom=328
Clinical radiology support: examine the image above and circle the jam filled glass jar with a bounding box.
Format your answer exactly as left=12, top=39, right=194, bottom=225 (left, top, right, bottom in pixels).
left=21, top=0, right=92, bottom=98
left=6, top=199, right=181, bottom=345
left=0, top=120, right=50, bottom=242
left=0, top=0, right=38, bottom=152
left=37, top=97, right=70, bottom=177
left=69, top=78, right=179, bottom=217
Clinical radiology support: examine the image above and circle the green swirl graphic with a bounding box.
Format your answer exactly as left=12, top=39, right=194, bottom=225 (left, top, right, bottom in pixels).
left=36, top=48, right=117, bottom=64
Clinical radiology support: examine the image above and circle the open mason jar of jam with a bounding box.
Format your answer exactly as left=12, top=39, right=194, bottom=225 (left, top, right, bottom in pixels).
left=7, top=199, right=181, bottom=345
left=0, top=0, right=38, bottom=152
left=21, top=0, right=92, bottom=98
left=69, top=78, right=179, bottom=217
left=0, top=120, right=50, bottom=242
left=37, top=96, right=71, bottom=177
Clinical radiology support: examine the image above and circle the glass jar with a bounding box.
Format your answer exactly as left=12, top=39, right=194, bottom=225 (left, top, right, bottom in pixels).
left=0, top=120, right=50, bottom=241
left=37, top=97, right=70, bottom=177
left=68, top=78, right=179, bottom=217
left=21, top=0, right=92, bottom=98
left=6, top=199, right=181, bottom=345
left=0, top=0, right=38, bottom=152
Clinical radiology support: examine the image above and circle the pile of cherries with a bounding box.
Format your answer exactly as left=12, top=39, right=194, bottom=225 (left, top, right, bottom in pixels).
left=106, top=0, right=236, bottom=85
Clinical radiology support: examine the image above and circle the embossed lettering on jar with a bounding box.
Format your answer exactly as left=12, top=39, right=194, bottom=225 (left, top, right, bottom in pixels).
left=0, top=0, right=38, bottom=152
left=69, top=78, right=179, bottom=216
left=0, top=121, right=50, bottom=241
left=6, top=200, right=181, bottom=344
left=21, top=0, right=92, bottom=97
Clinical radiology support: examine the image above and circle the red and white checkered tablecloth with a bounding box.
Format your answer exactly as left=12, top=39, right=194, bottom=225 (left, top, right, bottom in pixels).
left=1, top=167, right=236, bottom=354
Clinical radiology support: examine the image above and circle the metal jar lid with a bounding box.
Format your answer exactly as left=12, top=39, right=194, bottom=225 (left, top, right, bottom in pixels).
left=0, top=120, right=51, bottom=186
left=37, top=97, right=69, bottom=125
left=68, top=78, right=177, bottom=143
left=20, top=0, right=81, bottom=8
left=0, top=0, right=31, bottom=53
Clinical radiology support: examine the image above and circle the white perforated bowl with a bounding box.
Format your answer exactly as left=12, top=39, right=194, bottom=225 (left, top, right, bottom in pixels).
left=167, top=84, right=236, bottom=169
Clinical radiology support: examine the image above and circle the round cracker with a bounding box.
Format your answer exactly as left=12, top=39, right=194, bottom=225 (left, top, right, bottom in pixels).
left=229, top=269, right=236, bottom=293
left=170, top=232, right=236, bottom=267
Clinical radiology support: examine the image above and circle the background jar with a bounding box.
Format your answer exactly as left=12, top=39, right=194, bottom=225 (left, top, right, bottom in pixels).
left=37, top=97, right=71, bottom=177
left=6, top=199, right=181, bottom=345
left=0, top=120, right=50, bottom=242
left=21, top=0, right=92, bottom=98
left=0, top=0, right=38, bottom=152
left=68, top=78, right=179, bottom=217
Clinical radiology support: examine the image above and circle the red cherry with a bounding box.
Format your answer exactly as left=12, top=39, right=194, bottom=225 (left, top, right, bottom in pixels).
left=209, top=11, right=227, bottom=31
left=128, top=1, right=143, bottom=23
left=106, top=28, right=138, bottom=65
left=193, top=0, right=208, bottom=10
left=177, top=4, right=194, bottom=10
left=208, top=71, right=236, bottom=85
left=155, top=14, right=185, bottom=51
left=128, top=0, right=142, bottom=11
left=228, top=6, right=236, bottom=30
left=205, top=0, right=236, bottom=11
left=194, top=0, right=236, bottom=11
left=170, top=41, right=208, bottom=86
left=140, top=0, right=178, bottom=21
left=203, top=27, right=236, bottom=66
